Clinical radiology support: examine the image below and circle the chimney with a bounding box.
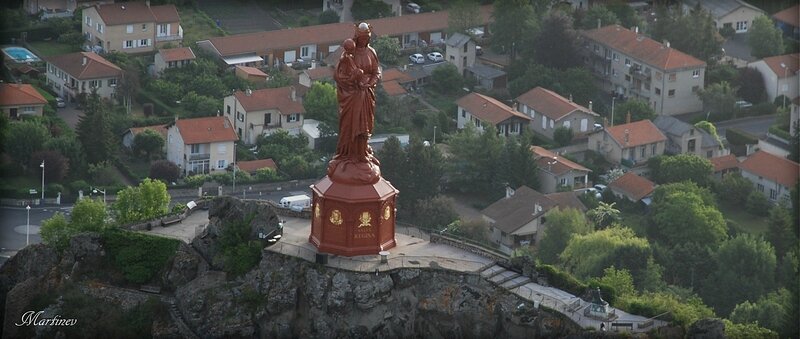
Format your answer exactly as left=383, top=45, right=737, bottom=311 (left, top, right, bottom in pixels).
left=626, top=111, right=631, bottom=124
left=663, top=40, right=670, bottom=48
left=224, top=117, right=230, bottom=128
left=290, top=86, right=297, bottom=101
left=568, top=94, right=573, bottom=102
left=634, top=26, right=638, bottom=33
left=588, top=100, right=593, bottom=112
left=403, top=64, right=407, bottom=71
left=534, top=203, right=542, bottom=213
left=603, top=117, right=608, bottom=126
left=245, top=88, right=252, bottom=96
left=624, top=129, right=630, bottom=145
left=505, top=186, right=515, bottom=198
left=512, top=102, right=518, bottom=111
left=82, top=56, right=87, bottom=66
left=145, top=0, right=150, bottom=7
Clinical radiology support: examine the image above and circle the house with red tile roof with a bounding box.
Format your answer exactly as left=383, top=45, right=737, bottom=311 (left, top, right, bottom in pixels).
left=45, top=52, right=122, bottom=102
left=531, top=146, right=592, bottom=193
left=223, top=87, right=305, bottom=145
left=154, top=47, right=195, bottom=74
left=236, top=158, right=278, bottom=174
left=122, top=124, right=168, bottom=151
left=588, top=119, right=666, bottom=169
left=166, top=116, right=238, bottom=176
left=515, top=87, right=600, bottom=140
left=196, top=6, right=492, bottom=67
left=682, top=0, right=764, bottom=34
left=456, top=92, right=531, bottom=137
left=377, top=68, right=415, bottom=97
left=580, top=25, right=706, bottom=116
left=234, top=66, right=269, bottom=83
left=739, top=150, right=800, bottom=204
left=709, top=154, right=739, bottom=180
left=0, top=83, right=48, bottom=119
left=747, top=53, right=798, bottom=103
left=82, top=1, right=182, bottom=54
left=299, top=67, right=334, bottom=88
left=773, top=5, right=799, bottom=41
left=482, top=186, right=587, bottom=254
left=608, top=172, right=655, bottom=204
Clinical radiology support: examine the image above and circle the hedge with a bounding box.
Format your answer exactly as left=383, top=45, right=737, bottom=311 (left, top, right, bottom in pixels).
left=725, top=128, right=758, bottom=145
left=768, top=125, right=791, bottom=141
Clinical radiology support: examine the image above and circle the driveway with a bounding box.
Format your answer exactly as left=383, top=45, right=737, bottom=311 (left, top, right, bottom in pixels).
left=715, top=114, right=777, bottom=140
left=722, top=33, right=755, bottom=63
left=56, top=104, right=83, bottom=129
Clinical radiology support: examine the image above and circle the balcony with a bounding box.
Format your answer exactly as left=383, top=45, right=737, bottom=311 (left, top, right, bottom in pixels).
left=629, top=67, right=651, bottom=81
left=156, top=34, right=182, bottom=42
left=188, top=153, right=210, bottom=161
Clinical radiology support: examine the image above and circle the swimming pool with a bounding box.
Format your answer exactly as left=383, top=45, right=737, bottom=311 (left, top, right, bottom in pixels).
left=2, top=47, right=41, bottom=63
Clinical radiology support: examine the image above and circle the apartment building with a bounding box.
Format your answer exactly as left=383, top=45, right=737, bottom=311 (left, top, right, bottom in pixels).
left=82, top=1, right=182, bottom=54
left=580, top=25, right=706, bottom=116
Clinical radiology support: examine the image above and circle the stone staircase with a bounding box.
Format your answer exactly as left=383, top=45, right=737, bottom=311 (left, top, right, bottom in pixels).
left=479, top=264, right=530, bottom=289
left=167, top=298, right=200, bottom=339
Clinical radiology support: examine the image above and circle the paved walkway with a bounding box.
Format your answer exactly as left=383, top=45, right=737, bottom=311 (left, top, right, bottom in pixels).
left=145, top=212, right=668, bottom=333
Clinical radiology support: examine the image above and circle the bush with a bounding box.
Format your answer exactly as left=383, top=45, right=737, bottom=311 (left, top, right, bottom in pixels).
left=746, top=191, right=771, bottom=216
left=254, top=167, right=282, bottom=182
left=102, top=230, right=180, bottom=285
left=536, top=263, right=588, bottom=297
left=412, top=195, right=458, bottom=230
left=718, top=173, right=753, bottom=206
left=726, top=128, right=758, bottom=145
left=69, top=180, right=89, bottom=193
left=216, top=216, right=262, bottom=277
left=553, top=126, right=573, bottom=147
left=149, top=160, right=180, bottom=183
left=618, top=292, right=715, bottom=327
left=185, top=174, right=208, bottom=188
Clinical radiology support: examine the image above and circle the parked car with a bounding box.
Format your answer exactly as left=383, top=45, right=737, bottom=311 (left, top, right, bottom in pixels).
left=735, top=100, right=753, bottom=109
left=55, top=97, right=66, bottom=108
left=577, top=187, right=601, bottom=199
left=427, top=52, right=443, bottom=62
left=409, top=53, right=425, bottom=64
left=406, top=2, right=421, bottom=13
left=475, top=45, right=483, bottom=56
left=593, top=184, right=607, bottom=193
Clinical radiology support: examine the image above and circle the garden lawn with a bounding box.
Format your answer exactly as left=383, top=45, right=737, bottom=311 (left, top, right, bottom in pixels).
left=179, top=7, right=226, bottom=45
left=27, top=41, right=80, bottom=57
left=719, top=201, right=770, bottom=235
left=119, top=154, right=152, bottom=181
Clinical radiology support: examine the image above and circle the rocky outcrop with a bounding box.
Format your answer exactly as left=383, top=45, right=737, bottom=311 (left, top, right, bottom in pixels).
left=162, top=242, right=207, bottom=291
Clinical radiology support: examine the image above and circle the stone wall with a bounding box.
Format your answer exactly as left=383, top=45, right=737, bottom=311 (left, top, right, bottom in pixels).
left=430, top=233, right=510, bottom=265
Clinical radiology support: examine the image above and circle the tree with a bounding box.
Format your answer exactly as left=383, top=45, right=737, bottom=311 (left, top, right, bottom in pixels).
left=76, top=91, right=115, bottom=164
left=717, top=173, right=753, bottom=206
left=706, top=63, right=738, bottom=86
left=371, top=35, right=401, bottom=65
left=45, top=135, right=85, bottom=177
left=730, top=289, right=792, bottom=335
left=534, top=11, right=581, bottom=70
left=699, top=81, right=737, bottom=121
left=40, top=213, right=71, bottom=251
left=650, top=189, right=726, bottom=248
left=30, top=150, right=69, bottom=183
left=491, top=0, right=537, bottom=59
left=41, top=198, right=109, bottom=251
left=303, top=82, right=338, bottom=126
left=746, top=190, right=771, bottom=216
left=767, top=207, right=797, bottom=258
left=412, top=195, right=459, bottom=230
left=133, top=129, right=165, bottom=159
left=5, top=120, right=50, bottom=167
left=403, top=137, right=445, bottom=211
left=598, top=266, right=635, bottom=298
left=112, top=178, right=170, bottom=224
left=537, top=207, right=593, bottom=264
left=694, top=120, right=721, bottom=145
left=652, top=181, right=716, bottom=206
left=652, top=3, right=723, bottom=63
left=612, top=98, right=655, bottom=125
left=430, top=63, right=464, bottom=95
left=318, top=9, right=339, bottom=24
left=180, top=91, right=220, bottom=118
left=560, top=225, right=652, bottom=279
left=447, top=0, right=481, bottom=35
left=147, top=79, right=182, bottom=104
left=702, top=234, right=777, bottom=316
left=149, top=160, right=180, bottom=183
left=607, top=1, right=644, bottom=30
left=587, top=201, right=621, bottom=229
left=654, top=241, right=715, bottom=289
left=580, top=5, right=620, bottom=29
left=508, top=63, right=597, bottom=108
left=351, top=0, right=392, bottom=20
left=749, top=16, right=785, bottom=59
left=736, top=67, right=767, bottom=104
left=653, top=154, right=713, bottom=186
left=553, top=126, right=573, bottom=147
left=376, top=136, right=406, bottom=187
left=447, top=124, right=505, bottom=198
left=501, top=135, right=539, bottom=190
left=790, top=121, right=800, bottom=163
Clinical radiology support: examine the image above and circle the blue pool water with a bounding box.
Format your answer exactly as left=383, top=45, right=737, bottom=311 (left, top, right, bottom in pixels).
left=2, top=47, right=41, bottom=63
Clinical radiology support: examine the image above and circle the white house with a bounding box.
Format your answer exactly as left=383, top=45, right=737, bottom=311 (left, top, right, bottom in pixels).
left=45, top=51, right=122, bottom=102
left=738, top=150, right=799, bottom=204
left=683, top=0, right=765, bottom=33
left=515, top=86, right=599, bottom=140
left=456, top=92, right=531, bottom=137
left=748, top=53, right=799, bottom=104
left=154, top=47, right=195, bottom=75
left=166, top=116, right=238, bottom=176
left=223, top=86, right=305, bottom=145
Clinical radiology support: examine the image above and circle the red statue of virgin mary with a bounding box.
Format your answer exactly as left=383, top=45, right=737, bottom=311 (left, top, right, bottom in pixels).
left=309, top=22, right=398, bottom=256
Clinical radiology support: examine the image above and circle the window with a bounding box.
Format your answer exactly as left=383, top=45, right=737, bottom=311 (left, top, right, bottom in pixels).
left=226, top=105, right=231, bottom=115
left=707, top=150, right=713, bottom=158
left=757, top=183, right=764, bottom=192
left=96, top=23, right=103, bottom=33
left=301, top=46, right=309, bottom=58
left=168, top=61, right=177, bottom=68
left=770, top=189, right=777, bottom=200
left=288, top=114, right=299, bottom=122
left=625, top=58, right=631, bottom=67
left=644, top=82, right=650, bottom=90
left=264, top=113, right=271, bottom=125
left=688, top=139, right=696, bottom=152
left=139, top=39, right=149, bottom=47
left=237, top=112, right=244, bottom=122
left=85, top=16, right=91, bottom=26
left=141, top=24, right=147, bottom=31
left=510, top=123, right=519, bottom=133
left=191, top=144, right=200, bottom=154
left=108, top=78, right=117, bottom=87
left=89, top=80, right=100, bottom=88
left=692, top=69, right=700, bottom=78
left=560, top=178, right=567, bottom=185
left=127, top=25, right=133, bottom=33
left=736, top=21, right=747, bottom=31
left=612, top=69, right=617, bottom=77
left=668, top=89, right=675, bottom=97
left=159, top=24, right=167, bottom=35
left=613, top=53, right=618, bottom=61
left=125, top=40, right=133, bottom=48
left=651, top=143, right=657, bottom=155
left=217, top=160, right=227, bottom=169
left=668, top=73, right=677, bottom=82
left=461, top=109, right=466, bottom=118
left=655, top=88, right=661, bottom=95
left=463, top=43, right=468, bottom=53
left=23, top=106, right=36, bottom=112
left=625, top=74, right=631, bottom=82
left=217, top=144, right=227, bottom=154
left=640, top=146, right=646, bottom=158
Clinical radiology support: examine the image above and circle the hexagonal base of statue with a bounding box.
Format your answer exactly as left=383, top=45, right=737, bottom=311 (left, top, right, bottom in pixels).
left=327, top=155, right=381, bottom=185
left=309, top=175, right=398, bottom=256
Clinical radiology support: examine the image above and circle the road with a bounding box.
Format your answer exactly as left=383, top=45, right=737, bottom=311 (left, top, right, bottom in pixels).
left=714, top=114, right=777, bottom=141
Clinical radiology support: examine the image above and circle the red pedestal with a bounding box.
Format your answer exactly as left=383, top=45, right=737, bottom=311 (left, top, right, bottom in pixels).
left=309, top=176, right=398, bottom=256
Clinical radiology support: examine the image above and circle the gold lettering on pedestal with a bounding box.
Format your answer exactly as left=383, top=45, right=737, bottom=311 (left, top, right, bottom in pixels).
left=329, top=210, right=343, bottom=226
left=354, top=233, right=376, bottom=239
left=358, top=212, right=372, bottom=228
left=383, top=205, right=391, bottom=220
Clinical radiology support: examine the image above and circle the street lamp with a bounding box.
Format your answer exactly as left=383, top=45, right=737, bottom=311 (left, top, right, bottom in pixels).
left=92, top=187, right=106, bottom=204
left=610, top=95, right=616, bottom=127
left=780, top=62, right=788, bottom=109
left=433, top=125, right=437, bottom=145
left=232, top=143, right=237, bottom=194
left=39, top=161, right=44, bottom=205
left=26, top=205, right=30, bottom=246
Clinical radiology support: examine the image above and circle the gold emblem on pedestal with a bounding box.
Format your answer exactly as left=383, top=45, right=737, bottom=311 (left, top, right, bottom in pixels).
left=314, top=204, right=321, bottom=219
left=383, top=205, right=391, bottom=220
left=358, top=211, right=372, bottom=228
left=330, top=209, right=343, bottom=226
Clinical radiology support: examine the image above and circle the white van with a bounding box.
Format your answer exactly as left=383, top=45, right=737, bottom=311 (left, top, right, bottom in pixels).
left=279, top=195, right=311, bottom=209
